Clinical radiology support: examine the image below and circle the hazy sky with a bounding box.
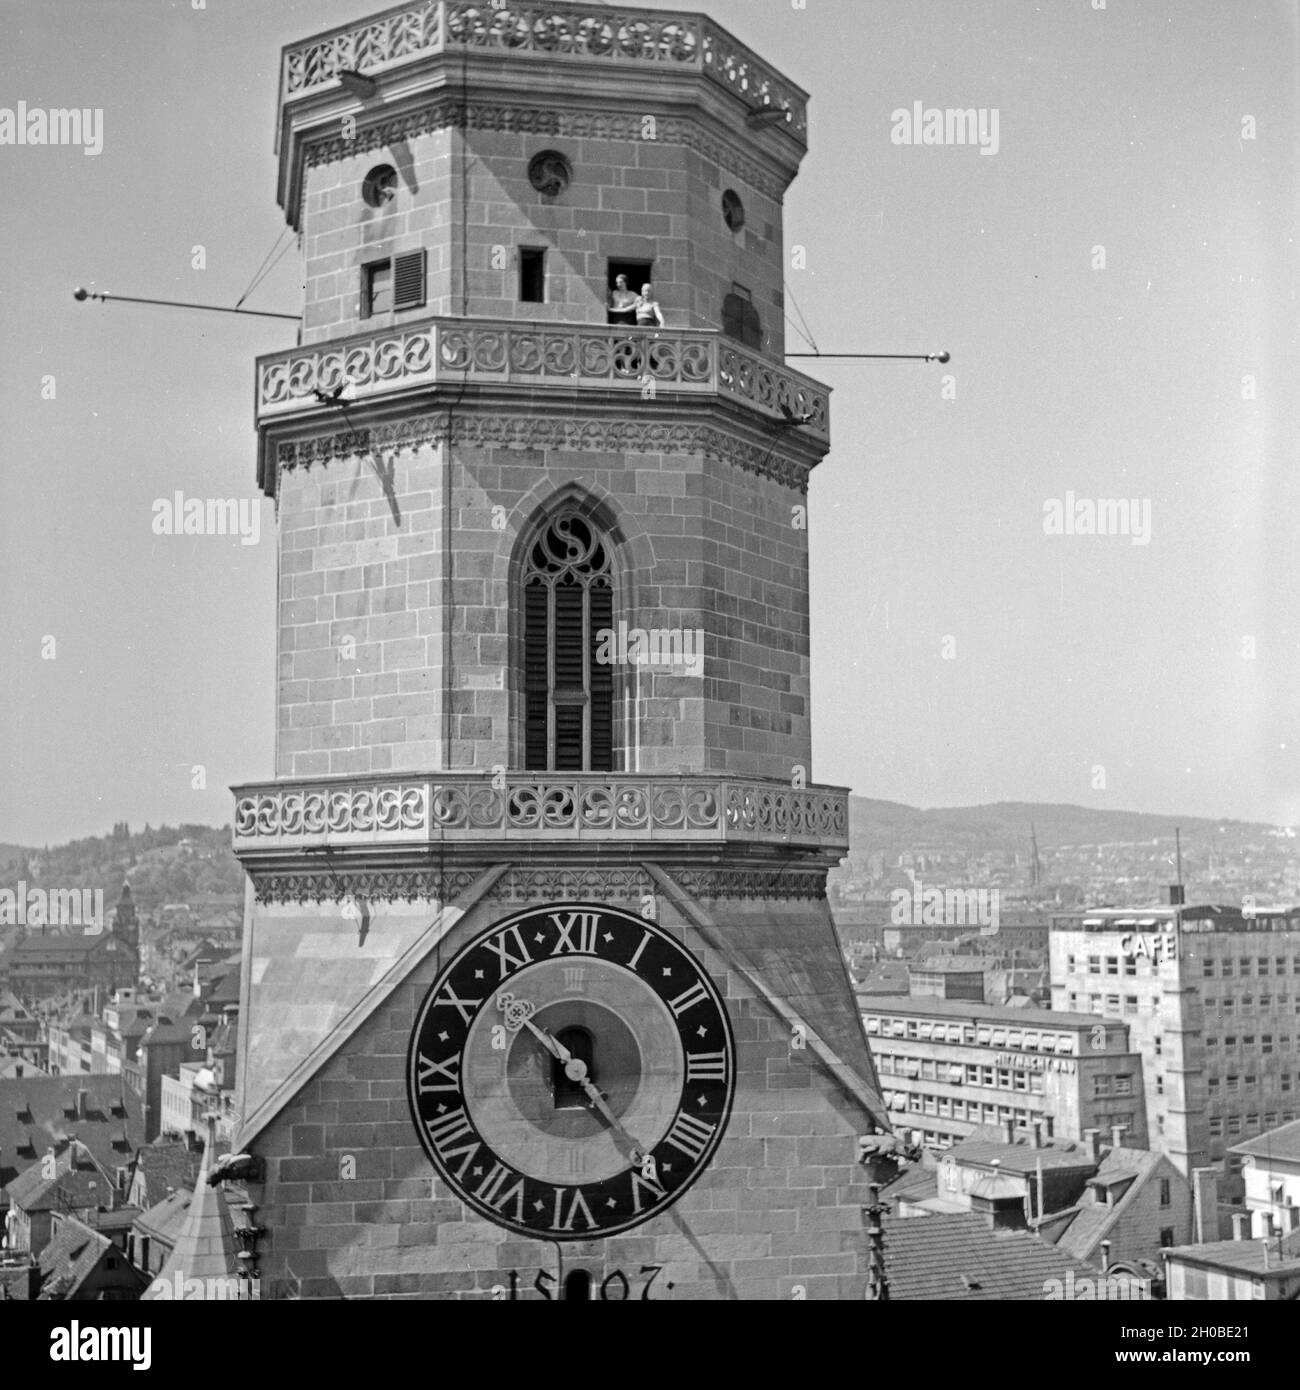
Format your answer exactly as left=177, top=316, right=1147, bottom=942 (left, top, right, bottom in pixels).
left=1, top=0, right=1296, bottom=846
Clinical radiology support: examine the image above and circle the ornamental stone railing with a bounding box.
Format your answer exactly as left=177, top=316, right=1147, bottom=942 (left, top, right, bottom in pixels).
left=255, top=318, right=830, bottom=443
left=280, top=2, right=807, bottom=141
left=231, top=773, right=848, bottom=855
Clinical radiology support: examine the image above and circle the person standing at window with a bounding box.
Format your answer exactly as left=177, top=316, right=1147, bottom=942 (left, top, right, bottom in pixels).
left=635, top=283, right=664, bottom=328
left=608, top=274, right=638, bottom=326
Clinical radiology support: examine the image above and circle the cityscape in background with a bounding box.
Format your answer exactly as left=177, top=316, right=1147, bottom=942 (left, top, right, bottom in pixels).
left=2, top=802, right=1298, bottom=1300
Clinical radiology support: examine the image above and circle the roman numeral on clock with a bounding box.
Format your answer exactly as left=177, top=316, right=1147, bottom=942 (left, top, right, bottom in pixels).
left=476, top=1163, right=526, bottom=1221
left=663, top=1111, right=717, bottom=1162
left=629, top=1169, right=667, bottom=1214
left=628, top=929, right=652, bottom=972
left=483, top=925, right=533, bottom=979
left=667, top=981, right=710, bottom=1017
left=685, top=1050, right=727, bottom=1083
left=415, top=1052, right=461, bottom=1093
left=549, top=910, right=600, bottom=955
left=425, top=1107, right=480, bottom=1179
left=433, top=983, right=482, bottom=1024
left=550, top=1185, right=598, bottom=1233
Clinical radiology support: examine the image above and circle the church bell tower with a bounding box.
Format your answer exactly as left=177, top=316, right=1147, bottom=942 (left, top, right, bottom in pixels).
left=232, top=0, right=887, bottom=1300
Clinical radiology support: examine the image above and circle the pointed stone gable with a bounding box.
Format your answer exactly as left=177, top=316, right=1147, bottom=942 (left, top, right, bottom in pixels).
left=141, top=1125, right=238, bottom=1299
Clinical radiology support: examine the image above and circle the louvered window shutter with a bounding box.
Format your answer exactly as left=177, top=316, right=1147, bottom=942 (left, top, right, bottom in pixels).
left=588, top=584, right=613, bottom=772
left=522, top=514, right=615, bottom=772
left=393, top=249, right=427, bottom=311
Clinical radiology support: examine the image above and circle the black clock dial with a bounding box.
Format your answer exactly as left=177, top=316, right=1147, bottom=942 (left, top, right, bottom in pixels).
left=407, top=903, right=735, bottom=1240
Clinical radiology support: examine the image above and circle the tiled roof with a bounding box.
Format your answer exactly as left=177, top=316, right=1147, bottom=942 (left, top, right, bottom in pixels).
left=946, top=1139, right=1097, bottom=1175
left=133, top=1185, right=193, bottom=1244
left=132, top=1139, right=205, bottom=1209
left=882, top=1211, right=1103, bottom=1300
left=881, top=1162, right=940, bottom=1206
left=1054, top=1146, right=1164, bottom=1262
left=205, top=966, right=241, bottom=1008
left=4, top=1139, right=119, bottom=1214
left=35, top=1214, right=147, bottom=1300
left=0, top=1058, right=48, bottom=1080
left=1167, top=1227, right=1300, bottom=1277
left=0, top=1075, right=141, bottom=1192
left=1230, top=1117, right=1300, bottom=1163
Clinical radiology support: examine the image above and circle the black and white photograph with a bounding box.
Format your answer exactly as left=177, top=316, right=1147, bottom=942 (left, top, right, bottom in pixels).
left=0, top=0, right=1296, bottom=1340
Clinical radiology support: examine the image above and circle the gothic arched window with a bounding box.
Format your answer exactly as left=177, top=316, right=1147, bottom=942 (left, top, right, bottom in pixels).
left=524, top=512, right=614, bottom=771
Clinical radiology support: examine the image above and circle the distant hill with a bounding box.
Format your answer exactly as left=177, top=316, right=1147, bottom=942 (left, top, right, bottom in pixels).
left=846, top=798, right=1276, bottom=858
left=0, top=822, right=242, bottom=916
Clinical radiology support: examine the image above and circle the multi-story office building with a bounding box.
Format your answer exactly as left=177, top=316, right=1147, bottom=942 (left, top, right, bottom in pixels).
left=861, top=991, right=1147, bottom=1151
left=1049, top=903, right=1300, bottom=1182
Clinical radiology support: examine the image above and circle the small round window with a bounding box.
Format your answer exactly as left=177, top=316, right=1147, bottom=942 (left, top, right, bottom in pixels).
left=362, top=165, right=398, bottom=208
left=721, top=188, right=745, bottom=232
left=528, top=150, right=573, bottom=197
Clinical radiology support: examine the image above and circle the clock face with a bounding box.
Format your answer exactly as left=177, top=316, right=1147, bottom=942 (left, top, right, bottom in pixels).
left=407, top=903, right=735, bottom=1240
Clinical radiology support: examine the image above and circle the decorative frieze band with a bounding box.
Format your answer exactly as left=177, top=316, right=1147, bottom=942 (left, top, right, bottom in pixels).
left=252, top=869, right=480, bottom=905
left=272, top=412, right=810, bottom=492
left=249, top=864, right=823, bottom=905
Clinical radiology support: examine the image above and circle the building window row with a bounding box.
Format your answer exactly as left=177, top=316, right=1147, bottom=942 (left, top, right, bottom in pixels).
left=876, top=1052, right=1047, bottom=1094
left=1203, top=995, right=1297, bottom=1014
left=1208, top=1111, right=1297, bottom=1139
left=865, top=1016, right=1075, bottom=1055
left=1202, top=956, right=1297, bottom=978
left=1205, top=1033, right=1289, bottom=1054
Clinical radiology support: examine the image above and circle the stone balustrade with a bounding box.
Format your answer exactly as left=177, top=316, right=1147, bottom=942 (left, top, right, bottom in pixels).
left=232, top=772, right=848, bottom=854
left=255, top=318, right=830, bottom=443
left=280, top=2, right=807, bottom=140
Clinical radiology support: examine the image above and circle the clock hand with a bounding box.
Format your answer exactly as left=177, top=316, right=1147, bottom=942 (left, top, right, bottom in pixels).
left=571, top=1074, right=648, bottom=1163
left=496, top=992, right=653, bottom=1163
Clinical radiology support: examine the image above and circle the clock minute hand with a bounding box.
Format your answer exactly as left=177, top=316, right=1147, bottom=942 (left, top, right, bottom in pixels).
left=496, top=993, right=650, bottom=1162
left=522, top=1020, right=642, bottom=1154
left=572, top=1075, right=648, bottom=1162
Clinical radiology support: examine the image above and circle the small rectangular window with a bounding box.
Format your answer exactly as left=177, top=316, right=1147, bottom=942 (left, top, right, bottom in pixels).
left=1159, top=1178, right=1171, bottom=1207
left=363, top=260, right=392, bottom=318
left=393, top=249, right=427, bottom=311
left=519, top=247, right=546, bottom=303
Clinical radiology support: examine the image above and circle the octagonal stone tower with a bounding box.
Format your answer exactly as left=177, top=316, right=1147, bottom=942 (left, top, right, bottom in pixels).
left=232, top=0, right=888, bottom=1301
